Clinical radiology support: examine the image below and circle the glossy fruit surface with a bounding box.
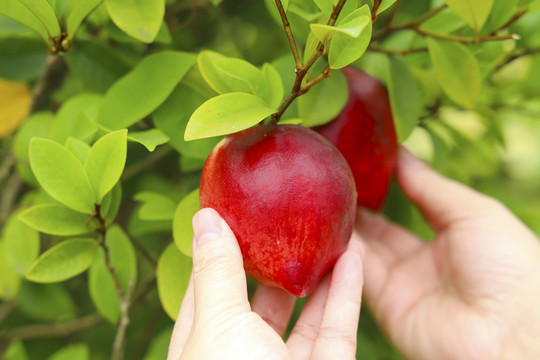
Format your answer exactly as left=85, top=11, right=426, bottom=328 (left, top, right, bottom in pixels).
left=315, top=67, right=398, bottom=211
left=200, top=124, right=357, bottom=297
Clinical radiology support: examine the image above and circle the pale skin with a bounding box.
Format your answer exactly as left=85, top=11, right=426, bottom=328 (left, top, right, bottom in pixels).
left=168, top=147, right=540, bottom=360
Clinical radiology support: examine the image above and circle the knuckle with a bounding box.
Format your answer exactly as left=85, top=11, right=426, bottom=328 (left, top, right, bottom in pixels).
left=290, top=322, right=319, bottom=343
left=192, top=246, right=239, bottom=278
left=317, top=324, right=357, bottom=350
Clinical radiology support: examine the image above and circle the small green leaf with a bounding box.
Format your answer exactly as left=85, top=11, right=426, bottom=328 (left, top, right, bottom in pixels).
left=386, top=56, right=421, bottom=142
left=157, top=243, right=192, bottom=320
left=26, top=239, right=98, bottom=283
left=48, top=93, right=101, bottom=145
left=128, top=129, right=169, bottom=152
left=210, top=0, right=223, bottom=4
left=29, top=138, right=95, bottom=214
left=0, top=241, right=22, bottom=299
left=3, top=211, right=40, bottom=275
left=64, top=39, right=131, bottom=94
left=4, top=340, right=28, bottom=360
left=153, top=84, right=218, bottom=159
left=16, top=281, right=75, bottom=320
left=105, top=0, right=165, bottom=43
left=101, top=183, right=123, bottom=224
left=19, top=204, right=96, bottom=236
left=444, top=0, right=494, bottom=31
left=84, top=130, right=127, bottom=203
left=143, top=327, right=173, bottom=360
left=313, top=0, right=334, bottom=16
left=173, top=188, right=200, bottom=257
left=260, top=63, right=284, bottom=110
left=65, top=0, right=103, bottom=38
left=0, top=0, right=49, bottom=42
left=376, top=0, right=398, bottom=15
left=17, top=0, right=61, bottom=37
left=98, top=51, right=196, bottom=130
left=48, top=344, right=90, bottom=360
left=65, top=137, right=91, bottom=163
left=89, top=225, right=136, bottom=322
left=298, top=70, right=347, bottom=127
left=13, top=112, right=55, bottom=185
left=134, top=192, right=176, bottom=221
left=427, top=38, right=481, bottom=109
left=328, top=5, right=372, bottom=69
left=214, top=57, right=262, bottom=94
left=185, top=93, right=276, bottom=141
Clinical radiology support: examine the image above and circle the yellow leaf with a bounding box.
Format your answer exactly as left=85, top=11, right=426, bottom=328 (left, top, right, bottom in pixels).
left=0, top=79, right=32, bottom=137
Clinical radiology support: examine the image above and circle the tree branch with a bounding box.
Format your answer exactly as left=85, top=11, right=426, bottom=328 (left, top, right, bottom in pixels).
left=0, top=300, right=17, bottom=325
left=271, top=0, right=347, bottom=123
left=274, top=0, right=302, bottom=69
left=0, top=314, right=103, bottom=351
left=93, top=205, right=132, bottom=360
left=30, top=55, right=68, bottom=113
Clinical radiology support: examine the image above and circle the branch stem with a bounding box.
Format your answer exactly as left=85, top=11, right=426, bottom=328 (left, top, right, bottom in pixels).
left=271, top=0, right=347, bottom=123
left=274, top=0, right=302, bottom=69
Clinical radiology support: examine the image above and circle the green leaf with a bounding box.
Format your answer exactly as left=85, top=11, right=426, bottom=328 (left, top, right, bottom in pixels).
left=84, top=130, right=127, bottom=203
left=48, top=344, right=90, bottom=360
left=89, top=225, right=136, bottom=322
left=65, top=39, right=131, bottom=94
left=128, top=129, right=169, bottom=152
left=298, top=70, right=347, bottom=127
left=15, top=0, right=60, bottom=38
left=134, top=192, right=176, bottom=221
left=65, top=0, right=103, bottom=38
left=386, top=56, right=421, bottom=142
left=210, top=0, right=223, bottom=5
left=4, top=340, right=28, bottom=360
left=12, top=112, right=54, bottom=185
left=376, top=0, right=398, bottom=15
left=427, top=38, right=481, bottom=109
left=29, top=137, right=95, bottom=214
left=143, top=327, right=173, bottom=360
left=185, top=93, right=276, bottom=141
left=105, top=0, right=165, bottom=43
left=0, top=0, right=49, bottom=43
left=98, top=51, right=196, bottom=130
left=260, top=63, right=284, bottom=110
left=101, top=183, right=122, bottom=224
left=328, top=5, right=372, bottom=69
left=313, top=0, right=334, bottom=15
left=26, top=239, right=98, bottom=283
left=19, top=204, right=96, bottom=236
left=173, top=188, right=199, bottom=257
left=153, top=84, right=220, bottom=159
left=48, top=93, right=101, bottom=145
left=444, top=0, right=494, bottom=31
left=16, top=281, right=75, bottom=320
left=3, top=211, right=40, bottom=275
left=65, top=136, right=91, bottom=163
left=157, top=243, right=191, bottom=320
left=0, top=241, right=22, bottom=299
left=0, top=38, right=48, bottom=81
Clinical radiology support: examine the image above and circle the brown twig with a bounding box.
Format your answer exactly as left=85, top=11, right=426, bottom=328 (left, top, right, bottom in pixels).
left=30, top=55, right=68, bottom=113
left=0, top=300, right=17, bottom=325
left=271, top=0, right=347, bottom=123
left=368, top=43, right=428, bottom=56
left=274, top=0, right=302, bottom=69
left=93, top=204, right=133, bottom=360
left=0, top=314, right=103, bottom=351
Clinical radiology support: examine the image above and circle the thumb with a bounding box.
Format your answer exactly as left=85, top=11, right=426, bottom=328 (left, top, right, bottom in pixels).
left=191, top=208, right=250, bottom=317
left=396, top=146, right=502, bottom=231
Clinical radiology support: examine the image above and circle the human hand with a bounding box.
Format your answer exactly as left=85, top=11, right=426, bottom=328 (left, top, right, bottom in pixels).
left=167, top=208, right=364, bottom=360
left=356, top=147, right=540, bottom=360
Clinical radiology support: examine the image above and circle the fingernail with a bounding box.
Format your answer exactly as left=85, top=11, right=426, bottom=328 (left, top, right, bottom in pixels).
left=192, top=208, right=222, bottom=247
